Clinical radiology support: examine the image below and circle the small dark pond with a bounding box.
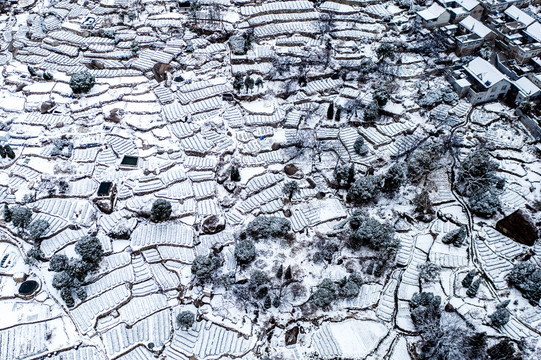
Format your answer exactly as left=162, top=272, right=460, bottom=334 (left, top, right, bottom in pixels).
left=19, top=280, right=38, bottom=295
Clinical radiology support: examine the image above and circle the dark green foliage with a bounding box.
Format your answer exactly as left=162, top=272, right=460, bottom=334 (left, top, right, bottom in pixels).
left=43, top=72, right=53, bottom=81
left=376, top=42, right=394, bottom=60
left=364, top=101, right=379, bottom=123
left=26, top=246, right=44, bottom=263
left=382, top=163, right=405, bottom=193
left=334, top=107, right=341, bottom=121
left=418, top=89, right=443, bottom=108
left=334, top=164, right=355, bottom=189
left=244, top=76, right=255, bottom=92
left=338, top=273, right=362, bottom=298
left=3, top=204, right=11, bottom=222
left=442, top=225, right=467, bottom=246
left=467, top=278, right=481, bottom=297
left=245, top=216, right=291, bottom=240
left=69, top=70, right=96, bottom=94
left=353, top=136, right=368, bottom=156
left=75, top=236, right=104, bottom=268
left=407, top=142, right=442, bottom=181
left=312, top=278, right=336, bottom=308
left=52, top=271, right=72, bottom=290
left=327, top=103, right=334, bottom=119
left=176, top=311, right=195, bottom=330
left=410, top=292, right=442, bottom=328
left=233, top=73, right=244, bottom=92
left=74, top=286, right=87, bottom=301
left=51, top=236, right=104, bottom=306
left=282, top=181, right=299, bottom=200
left=51, top=138, right=73, bottom=158
left=28, top=66, right=37, bottom=76
left=230, top=166, right=241, bottom=182
left=61, top=287, right=75, bottom=307
left=364, top=260, right=385, bottom=277
left=469, top=190, right=500, bottom=218
left=27, top=219, right=49, bottom=242
left=349, top=215, right=398, bottom=254
left=487, top=339, right=522, bottom=360
left=418, top=262, right=441, bottom=282
left=411, top=292, right=492, bottom=360
left=346, top=175, right=381, bottom=204
left=191, top=254, right=220, bottom=282
left=272, top=296, right=281, bottom=308
left=413, top=189, right=433, bottom=215
left=284, top=265, right=292, bottom=280
left=0, top=145, right=5, bottom=158
left=10, top=206, right=32, bottom=231
left=456, top=148, right=503, bottom=197
left=489, top=300, right=510, bottom=327
left=263, top=295, right=272, bottom=309
left=151, top=199, right=172, bottom=222
left=508, top=262, right=541, bottom=304
left=4, top=145, right=15, bottom=159
left=66, top=258, right=94, bottom=281
left=255, top=77, right=263, bottom=88
left=250, top=270, right=269, bottom=299
left=49, top=254, right=69, bottom=272
left=313, top=242, right=338, bottom=264
left=462, top=270, right=476, bottom=288
left=234, top=239, right=256, bottom=264
left=276, top=264, right=283, bottom=279
left=373, top=86, right=390, bottom=106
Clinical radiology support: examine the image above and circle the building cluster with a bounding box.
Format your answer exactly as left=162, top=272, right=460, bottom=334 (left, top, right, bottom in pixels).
left=418, top=0, right=541, bottom=106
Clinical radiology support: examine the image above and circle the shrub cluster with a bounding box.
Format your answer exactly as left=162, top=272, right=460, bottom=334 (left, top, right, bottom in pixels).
left=245, top=216, right=291, bottom=241
left=50, top=236, right=104, bottom=307
left=0, top=144, right=15, bottom=159
left=348, top=214, right=398, bottom=256
left=508, top=262, right=541, bottom=304
left=311, top=274, right=362, bottom=308
left=69, top=70, right=96, bottom=94
left=456, top=148, right=504, bottom=218
left=191, top=254, right=221, bottom=282
left=151, top=199, right=172, bottom=222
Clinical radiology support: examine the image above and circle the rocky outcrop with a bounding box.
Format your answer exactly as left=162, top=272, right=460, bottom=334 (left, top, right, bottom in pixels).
left=496, top=208, right=539, bottom=246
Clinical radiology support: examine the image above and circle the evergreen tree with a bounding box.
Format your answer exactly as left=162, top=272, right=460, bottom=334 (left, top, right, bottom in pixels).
left=462, top=269, right=476, bottom=288
left=276, top=264, right=283, bottom=279
left=263, top=295, right=272, bottom=309
left=327, top=103, right=334, bottom=120
left=466, top=278, right=481, bottom=297
left=230, top=166, right=241, bottom=182
left=284, top=265, right=292, bottom=280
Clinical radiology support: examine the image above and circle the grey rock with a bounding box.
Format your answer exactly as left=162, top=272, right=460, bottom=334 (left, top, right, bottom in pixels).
left=202, top=215, right=225, bottom=234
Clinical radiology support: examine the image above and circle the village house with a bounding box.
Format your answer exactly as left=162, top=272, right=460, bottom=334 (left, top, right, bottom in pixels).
left=455, top=15, right=496, bottom=55
left=487, top=6, right=541, bottom=64
left=478, top=0, right=531, bottom=12
left=437, top=0, right=485, bottom=22
left=448, top=57, right=512, bottom=104
left=416, top=3, right=451, bottom=28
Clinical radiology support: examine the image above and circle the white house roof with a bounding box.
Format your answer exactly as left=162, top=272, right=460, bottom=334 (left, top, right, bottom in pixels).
left=515, top=76, right=540, bottom=96
left=524, top=22, right=541, bottom=43
left=460, top=16, right=492, bottom=38
left=417, top=3, right=448, bottom=21
left=455, top=0, right=480, bottom=11
left=504, top=6, right=535, bottom=27
left=464, top=57, right=508, bottom=88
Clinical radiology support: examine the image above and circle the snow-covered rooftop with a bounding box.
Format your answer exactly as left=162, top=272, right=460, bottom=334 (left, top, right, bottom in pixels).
left=417, top=3, right=448, bottom=21
left=464, top=57, right=508, bottom=88
left=504, top=6, right=535, bottom=27
left=460, top=16, right=492, bottom=38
